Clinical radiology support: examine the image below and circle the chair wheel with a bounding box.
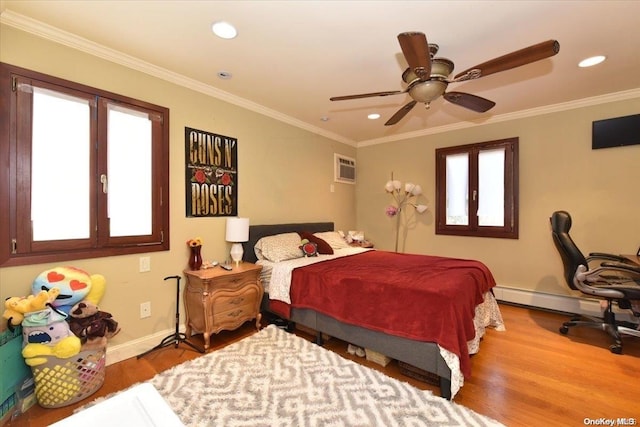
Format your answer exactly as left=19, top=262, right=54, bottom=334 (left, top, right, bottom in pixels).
left=559, top=326, right=569, bottom=334
left=609, top=345, right=622, bottom=354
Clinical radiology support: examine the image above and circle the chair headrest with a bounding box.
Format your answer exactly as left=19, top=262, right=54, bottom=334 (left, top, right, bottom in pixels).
left=551, top=210, right=572, bottom=234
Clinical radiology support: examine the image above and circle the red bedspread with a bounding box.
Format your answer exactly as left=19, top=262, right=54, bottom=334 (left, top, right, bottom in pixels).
left=269, top=250, right=496, bottom=378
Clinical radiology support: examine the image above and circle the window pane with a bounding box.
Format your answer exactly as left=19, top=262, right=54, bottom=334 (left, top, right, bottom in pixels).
left=107, top=104, right=152, bottom=237
left=31, top=87, right=90, bottom=241
left=436, top=138, right=517, bottom=239
left=478, top=148, right=505, bottom=226
left=445, top=153, right=469, bottom=225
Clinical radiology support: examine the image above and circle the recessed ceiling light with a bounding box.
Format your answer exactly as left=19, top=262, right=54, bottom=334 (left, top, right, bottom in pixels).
left=578, top=55, right=606, bottom=68
left=320, top=116, right=329, bottom=122
left=212, top=21, right=237, bottom=39
left=367, top=113, right=381, bottom=120
left=217, top=71, right=233, bottom=79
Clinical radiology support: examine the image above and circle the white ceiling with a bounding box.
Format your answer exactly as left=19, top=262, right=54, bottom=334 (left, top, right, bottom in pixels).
left=1, top=1, right=639, bottom=146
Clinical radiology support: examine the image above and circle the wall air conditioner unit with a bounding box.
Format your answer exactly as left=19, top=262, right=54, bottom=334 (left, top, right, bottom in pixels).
left=334, top=154, right=356, bottom=184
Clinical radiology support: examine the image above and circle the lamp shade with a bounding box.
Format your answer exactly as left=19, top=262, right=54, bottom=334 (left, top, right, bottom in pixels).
left=225, top=217, right=249, bottom=242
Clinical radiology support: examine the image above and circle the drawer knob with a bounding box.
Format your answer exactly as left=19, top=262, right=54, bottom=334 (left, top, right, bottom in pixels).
left=229, top=297, right=245, bottom=305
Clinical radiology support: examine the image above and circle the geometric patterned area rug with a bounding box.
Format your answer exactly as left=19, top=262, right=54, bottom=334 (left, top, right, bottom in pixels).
left=148, top=325, right=504, bottom=426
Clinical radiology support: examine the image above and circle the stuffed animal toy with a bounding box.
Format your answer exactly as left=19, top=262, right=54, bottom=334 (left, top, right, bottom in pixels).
left=299, top=239, right=318, bottom=257
left=3, top=288, right=60, bottom=326
left=67, top=301, right=120, bottom=346
left=82, top=274, right=106, bottom=305
left=22, top=306, right=74, bottom=347
left=21, top=306, right=81, bottom=366
left=21, top=337, right=82, bottom=366
left=31, top=266, right=106, bottom=314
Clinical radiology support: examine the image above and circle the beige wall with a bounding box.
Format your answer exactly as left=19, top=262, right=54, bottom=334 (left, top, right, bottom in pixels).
left=357, top=99, right=640, bottom=297
left=0, top=25, right=356, bottom=345
left=2, top=23, right=639, bottom=351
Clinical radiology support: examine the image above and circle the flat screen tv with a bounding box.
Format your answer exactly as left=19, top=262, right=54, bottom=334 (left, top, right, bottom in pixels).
left=592, top=114, right=640, bottom=150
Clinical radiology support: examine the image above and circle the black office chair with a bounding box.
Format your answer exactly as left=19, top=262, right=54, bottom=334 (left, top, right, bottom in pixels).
left=550, top=210, right=640, bottom=354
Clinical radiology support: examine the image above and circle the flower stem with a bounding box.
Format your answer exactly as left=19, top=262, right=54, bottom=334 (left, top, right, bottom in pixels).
left=395, top=209, right=400, bottom=252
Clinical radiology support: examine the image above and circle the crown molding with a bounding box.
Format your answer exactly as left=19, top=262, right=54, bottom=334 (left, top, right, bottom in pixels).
left=0, top=10, right=356, bottom=147
left=3, top=10, right=637, bottom=149
left=357, top=88, right=640, bottom=147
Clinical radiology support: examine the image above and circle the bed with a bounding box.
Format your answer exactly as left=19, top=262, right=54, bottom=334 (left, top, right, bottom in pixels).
left=241, top=222, right=504, bottom=400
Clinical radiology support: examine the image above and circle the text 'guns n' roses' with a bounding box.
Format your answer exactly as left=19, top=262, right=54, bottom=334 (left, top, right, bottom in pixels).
left=188, top=129, right=236, bottom=216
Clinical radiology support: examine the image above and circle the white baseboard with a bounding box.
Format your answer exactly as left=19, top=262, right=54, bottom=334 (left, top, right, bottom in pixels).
left=493, top=285, right=634, bottom=321
left=105, top=326, right=183, bottom=366
left=104, top=287, right=636, bottom=367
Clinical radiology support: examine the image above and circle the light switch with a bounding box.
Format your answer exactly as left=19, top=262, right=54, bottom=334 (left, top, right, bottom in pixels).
left=139, top=256, right=151, bottom=272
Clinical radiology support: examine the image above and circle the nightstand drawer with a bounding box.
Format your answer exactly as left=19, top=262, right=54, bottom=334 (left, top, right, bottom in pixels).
left=213, top=305, right=253, bottom=325
left=211, top=272, right=256, bottom=290
left=214, top=287, right=260, bottom=312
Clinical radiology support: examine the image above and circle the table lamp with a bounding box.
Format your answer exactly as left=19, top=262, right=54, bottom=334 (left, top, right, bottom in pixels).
left=225, top=217, right=249, bottom=265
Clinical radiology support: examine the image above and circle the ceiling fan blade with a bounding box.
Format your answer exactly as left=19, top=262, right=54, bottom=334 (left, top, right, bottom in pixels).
left=330, top=90, right=405, bottom=101
left=443, top=92, right=496, bottom=113
left=454, top=40, right=560, bottom=81
left=398, top=32, right=431, bottom=80
left=385, top=100, right=417, bottom=126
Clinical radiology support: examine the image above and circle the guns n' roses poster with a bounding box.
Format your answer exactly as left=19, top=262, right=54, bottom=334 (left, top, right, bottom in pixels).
left=185, top=127, right=237, bottom=217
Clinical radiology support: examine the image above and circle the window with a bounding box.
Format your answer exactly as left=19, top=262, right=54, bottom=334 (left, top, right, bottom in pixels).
left=0, top=63, right=169, bottom=266
left=435, top=137, right=518, bottom=238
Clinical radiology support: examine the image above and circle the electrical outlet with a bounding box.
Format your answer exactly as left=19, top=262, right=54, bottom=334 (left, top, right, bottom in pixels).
left=139, top=256, right=151, bottom=272
left=140, top=301, right=151, bottom=318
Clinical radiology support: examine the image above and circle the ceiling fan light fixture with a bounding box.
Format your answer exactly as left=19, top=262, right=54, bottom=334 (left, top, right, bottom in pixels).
left=212, top=21, right=238, bottom=39
left=402, top=58, right=453, bottom=84
left=402, top=68, right=420, bottom=84
left=331, top=33, right=560, bottom=126
left=430, top=58, right=454, bottom=79
left=578, top=55, right=606, bottom=68
left=408, top=80, right=448, bottom=103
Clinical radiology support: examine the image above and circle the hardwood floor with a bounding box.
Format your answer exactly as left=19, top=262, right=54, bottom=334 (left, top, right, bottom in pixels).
left=7, top=303, right=640, bottom=427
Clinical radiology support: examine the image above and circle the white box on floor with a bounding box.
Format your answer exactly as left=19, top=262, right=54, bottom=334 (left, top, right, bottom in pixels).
left=365, top=348, right=392, bottom=367
left=50, top=383, right=183, bottom=427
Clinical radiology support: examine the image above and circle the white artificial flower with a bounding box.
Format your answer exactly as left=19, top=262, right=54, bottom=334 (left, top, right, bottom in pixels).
left=385, top=180, right=395, bottom=192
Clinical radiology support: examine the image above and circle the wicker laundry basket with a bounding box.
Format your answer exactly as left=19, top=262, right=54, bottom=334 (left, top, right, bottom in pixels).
left=30, top=347, right=106, bottom=408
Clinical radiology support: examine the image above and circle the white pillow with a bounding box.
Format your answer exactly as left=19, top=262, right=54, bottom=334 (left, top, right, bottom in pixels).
left=313, top=231, right=350, bottom=249
left=254, top=232, right=303, bottom=262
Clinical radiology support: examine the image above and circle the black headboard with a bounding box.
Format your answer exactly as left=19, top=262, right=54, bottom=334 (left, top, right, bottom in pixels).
left=242, top=222, right=334, bottom=263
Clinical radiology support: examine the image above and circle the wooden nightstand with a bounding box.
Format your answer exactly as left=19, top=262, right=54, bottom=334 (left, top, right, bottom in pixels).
left=183, top=263, right=263, bottom=350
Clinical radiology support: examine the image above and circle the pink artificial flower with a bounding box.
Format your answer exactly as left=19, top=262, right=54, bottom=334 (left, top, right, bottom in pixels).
left=385, top=205, right=399, bottom=217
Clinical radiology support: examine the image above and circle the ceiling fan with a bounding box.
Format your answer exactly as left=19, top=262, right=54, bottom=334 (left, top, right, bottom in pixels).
left=330, top=32, right=560, bottom=126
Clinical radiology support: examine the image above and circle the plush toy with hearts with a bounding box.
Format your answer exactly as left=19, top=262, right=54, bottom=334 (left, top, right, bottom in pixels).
left=31, top=266, right=106, bottom=314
